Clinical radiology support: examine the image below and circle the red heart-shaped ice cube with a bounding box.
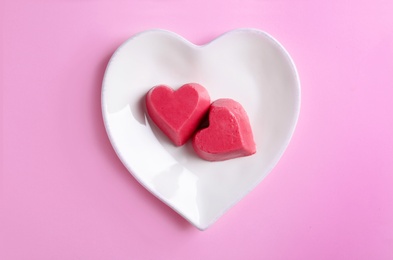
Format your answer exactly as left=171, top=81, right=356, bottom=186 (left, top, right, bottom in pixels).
left=146, top=83, right=210, bottom=146
left=192, top=98, right=256, bottom=161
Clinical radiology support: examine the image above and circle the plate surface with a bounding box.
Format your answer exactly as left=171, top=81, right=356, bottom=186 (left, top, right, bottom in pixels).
left=102, top=29, right=300, bottom=230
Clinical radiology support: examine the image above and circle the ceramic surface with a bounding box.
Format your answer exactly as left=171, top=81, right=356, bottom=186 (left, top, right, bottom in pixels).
left=102, top=29, right=300, bottom=230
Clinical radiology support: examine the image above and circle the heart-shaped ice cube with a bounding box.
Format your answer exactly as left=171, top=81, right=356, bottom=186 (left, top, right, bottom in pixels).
left=146, top=83, right=210, bottom=146
left=192, top=98, right=256, bottom=161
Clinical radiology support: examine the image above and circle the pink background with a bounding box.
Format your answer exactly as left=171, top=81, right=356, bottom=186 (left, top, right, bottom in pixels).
left=2, top=0, right=393, bottom=259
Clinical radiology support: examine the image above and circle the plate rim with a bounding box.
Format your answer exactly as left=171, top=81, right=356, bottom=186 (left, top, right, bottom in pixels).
left=101, top=28, right=301, bottom=230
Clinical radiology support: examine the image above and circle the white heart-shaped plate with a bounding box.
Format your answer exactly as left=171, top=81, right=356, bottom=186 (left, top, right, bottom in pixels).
left=102, top=29, right=300, bottom=230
